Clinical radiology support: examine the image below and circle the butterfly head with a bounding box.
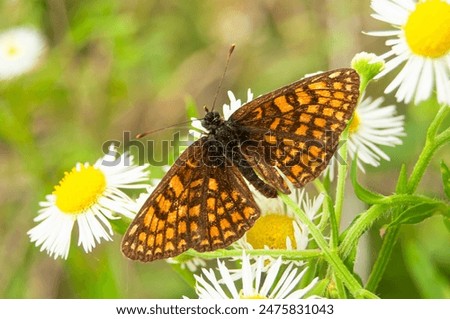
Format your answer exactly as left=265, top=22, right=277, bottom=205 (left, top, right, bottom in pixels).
left=201, top=111, right=223, bottom=133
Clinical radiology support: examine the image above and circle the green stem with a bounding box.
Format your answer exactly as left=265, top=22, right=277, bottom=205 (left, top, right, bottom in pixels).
left=365, top=226, right=400, bottom=291
left=365, top=103, right=449, bottom=292
left=405, top=139, right=436, bottom=194
left=187, top=248, right=323, bottom=260
left=339, top=195, right=446, bottom=258
left=435, top=127, right=450, bottom=149
left=279, top=192, right=378, bottom=298
left=407, top=105, right=449, bottom=193
left=340, top=204, right=386, bottom=257
left=334, top=127, right=350, bottom=226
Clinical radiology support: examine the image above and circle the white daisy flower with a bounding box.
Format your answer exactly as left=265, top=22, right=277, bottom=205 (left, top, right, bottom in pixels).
left=235, top=189, right=323, bottom=261
left=348, top=97, right=405, bottom=169
left=0, top=26, right=46, bottom=80
left=326, top=96, right=405, bottom=178
left=367, top=0, right=450, bottom=105
left=28, top=145, right=150, bottom=259
left=194, top=253, right=318, bottom=299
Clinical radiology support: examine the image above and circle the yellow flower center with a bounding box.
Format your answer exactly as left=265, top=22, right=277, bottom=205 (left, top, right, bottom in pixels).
left=6, top=44, right=20, bottom=57
left=349, top=112, right=360, bottom=133
left=246, top=214, right=296, bottom=249
left=53, top=165, right=106, bottom=214
left=404, top=0, right=450, bottom=58
left=240, top=292, right=268, bottom=299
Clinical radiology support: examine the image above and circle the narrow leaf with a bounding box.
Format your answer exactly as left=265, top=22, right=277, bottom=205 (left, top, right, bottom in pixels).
left=351, top=157, right=384, bottom=204
left=389, top=203, right=444, bottom=227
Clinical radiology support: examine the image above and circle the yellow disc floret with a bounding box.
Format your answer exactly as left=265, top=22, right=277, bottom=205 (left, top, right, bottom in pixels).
left=6, top=45, right=19, bottom=57
left=54, top=165, right=106, bottom=214
left=349, top=112, right=361, bottom=134
left=246, top=214, right=297, bottom=249
left=404, top=0, right=450, bottom=58
left=240, top=291, right=268, bottom=299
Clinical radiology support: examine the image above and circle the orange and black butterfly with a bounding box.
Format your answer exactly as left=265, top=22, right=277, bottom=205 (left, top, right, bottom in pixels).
left=122, top=68, right=360, bottom=262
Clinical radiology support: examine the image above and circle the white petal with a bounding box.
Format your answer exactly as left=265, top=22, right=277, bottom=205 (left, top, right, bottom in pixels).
left=260, top=257, right=282, bottom=296
left=217, top=259, right=240, bottom=298
left=27, top=208, right=74, bottom=260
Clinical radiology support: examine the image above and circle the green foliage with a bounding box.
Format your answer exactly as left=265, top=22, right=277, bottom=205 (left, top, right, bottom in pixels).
left=403, top=239, right=450, bottom=298
left=351, top=157, right=385, bottom=204
left=388, top=203, right=448, bottom=227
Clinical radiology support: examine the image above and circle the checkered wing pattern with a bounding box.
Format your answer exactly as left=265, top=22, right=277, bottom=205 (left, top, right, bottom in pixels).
left=121, top=138, right=260, bottom=262
left=231, top=68, right=360, bottom=188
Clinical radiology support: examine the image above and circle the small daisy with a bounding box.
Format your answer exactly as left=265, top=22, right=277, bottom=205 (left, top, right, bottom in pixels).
left=235, top=189, right=323, bottom=260
left=194, top=253, right=318, bottom=299
left=367, top=0, right=450, bottom=105
left=326, top=96, right=405, bottom=178
left=28, top=145, right=149, bottom=259
left=0, top=26, right=46, bottom=80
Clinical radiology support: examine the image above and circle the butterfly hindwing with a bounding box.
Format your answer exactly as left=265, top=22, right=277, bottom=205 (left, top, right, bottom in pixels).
left=231, top=68, right=360, bottom=188
left=121, top=138, right=260, bottom=262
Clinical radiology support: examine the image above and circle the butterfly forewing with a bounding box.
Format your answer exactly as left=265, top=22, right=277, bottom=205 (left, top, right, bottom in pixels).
left=231, top=68, right=359, bottom=188
left=121, top=138, right=260, bottom=262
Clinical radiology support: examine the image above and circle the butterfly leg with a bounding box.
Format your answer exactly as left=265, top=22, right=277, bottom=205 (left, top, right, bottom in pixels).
left=229, top=151, right=278, bottom=198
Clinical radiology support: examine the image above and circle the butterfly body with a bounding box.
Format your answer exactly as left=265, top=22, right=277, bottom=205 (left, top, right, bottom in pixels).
left=122, top=68, right=360, bottom=262
left=201, top=110, right=277, bottom=197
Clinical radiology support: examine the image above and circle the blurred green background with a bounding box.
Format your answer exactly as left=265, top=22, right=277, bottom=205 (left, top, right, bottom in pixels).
left=0, top=0, right=448, bottom=298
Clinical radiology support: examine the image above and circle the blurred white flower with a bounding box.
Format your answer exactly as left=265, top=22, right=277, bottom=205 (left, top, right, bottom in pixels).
left=0, top=26, right=46, bottom=80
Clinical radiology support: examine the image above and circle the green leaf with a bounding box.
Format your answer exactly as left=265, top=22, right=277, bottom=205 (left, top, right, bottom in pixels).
left=440, top=161, right=450, bottom=199
left=389, top=203, right=445, bottom=227
left=351, top=158, right=384, bottom=204
left=395, top=164, right=408, bottom=194
left=403, top=238, right=450, bottom=298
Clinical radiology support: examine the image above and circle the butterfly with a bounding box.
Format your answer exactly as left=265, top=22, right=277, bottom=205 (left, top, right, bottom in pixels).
left=122, top=68, right=360, bottom=262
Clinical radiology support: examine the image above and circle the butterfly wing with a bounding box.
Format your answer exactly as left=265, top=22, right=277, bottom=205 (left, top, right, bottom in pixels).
left=231, top=68, right=360, bottom=188
left=121, top=138, right=260, bottom=262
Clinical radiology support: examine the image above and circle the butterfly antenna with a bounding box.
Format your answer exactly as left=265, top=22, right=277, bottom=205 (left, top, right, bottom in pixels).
left=211, top=44, right=235, bottom=112
left=135, top=118, right=198, bottom=139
